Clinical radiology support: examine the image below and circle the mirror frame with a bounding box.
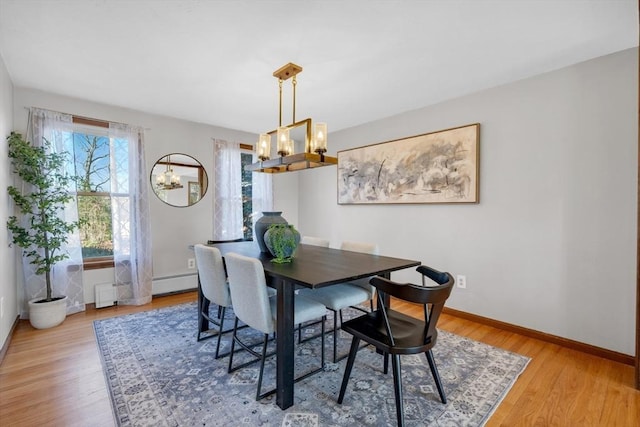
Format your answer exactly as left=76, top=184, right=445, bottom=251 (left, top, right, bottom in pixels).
left=150, top=153, right=208, bottom=207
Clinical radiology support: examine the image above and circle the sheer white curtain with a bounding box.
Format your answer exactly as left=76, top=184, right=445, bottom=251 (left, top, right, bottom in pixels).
left=212, top=139, right=244, bottom=240
left=251, top=153, right=273, bottom=229
left=23, top=107, right=85, bottom=317
left=109, top=123, right=153, bottom=305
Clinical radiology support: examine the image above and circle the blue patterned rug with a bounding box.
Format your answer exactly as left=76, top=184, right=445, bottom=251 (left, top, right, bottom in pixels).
left=93, top=302, right=529, bottom=426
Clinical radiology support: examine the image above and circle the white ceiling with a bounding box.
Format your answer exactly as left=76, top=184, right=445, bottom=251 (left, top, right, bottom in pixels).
left=0, top=0, right=637, bottom=134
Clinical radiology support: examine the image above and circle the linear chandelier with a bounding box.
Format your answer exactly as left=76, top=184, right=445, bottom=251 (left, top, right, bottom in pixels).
left=245, top=62, right=338, bottom=173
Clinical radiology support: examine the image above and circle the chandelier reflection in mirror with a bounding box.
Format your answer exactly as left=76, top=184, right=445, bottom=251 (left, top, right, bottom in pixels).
left=156, top=154, right=184, bottom=190
left=246, top=62, right=337, bottom=173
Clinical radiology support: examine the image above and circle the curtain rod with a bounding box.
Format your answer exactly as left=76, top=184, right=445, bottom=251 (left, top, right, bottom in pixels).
left=23, top=106, right=151, bottom=130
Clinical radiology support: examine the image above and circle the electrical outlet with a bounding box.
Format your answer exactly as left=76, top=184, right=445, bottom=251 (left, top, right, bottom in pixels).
left=187, top=258, right=196, bottom=269
left=456, top=275, right=467, bottom=289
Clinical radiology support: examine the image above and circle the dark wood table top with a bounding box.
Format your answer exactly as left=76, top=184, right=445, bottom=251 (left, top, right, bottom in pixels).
left=210, top=241, right=421, bottom=288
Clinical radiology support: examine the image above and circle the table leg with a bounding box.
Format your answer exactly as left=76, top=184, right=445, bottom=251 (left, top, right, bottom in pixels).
left=276, top=278, right=295, bottom=409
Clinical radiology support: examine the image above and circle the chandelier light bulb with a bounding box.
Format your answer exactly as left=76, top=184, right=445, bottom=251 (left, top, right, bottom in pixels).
left=257, top=134, right=270, bottom=161
left=277, top=126, right=290, bottom=156
left=313, top=122, right=327, bottom=154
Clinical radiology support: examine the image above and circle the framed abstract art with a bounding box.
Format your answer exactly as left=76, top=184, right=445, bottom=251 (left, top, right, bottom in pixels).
left=337, top=123, right=480, bottom=205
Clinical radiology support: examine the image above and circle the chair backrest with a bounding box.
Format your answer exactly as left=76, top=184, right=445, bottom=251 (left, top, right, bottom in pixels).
left=301, top=236, right=330, bottom=247
left=340, top=240, right=379, bottom=255
left=340, top=241, right=379, bottom=291
left=194, top=244, right=232, bottom=307
left=417, top=265, right=451, bottom=288
left=370, top=265, right=454, bottom=345
left=224, top=252, right=275, bottom=334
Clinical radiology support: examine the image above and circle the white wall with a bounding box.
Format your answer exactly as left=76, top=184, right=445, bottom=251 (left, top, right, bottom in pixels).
left=273, top=173, right=299, bottom=227
left=298, top=48, right=638, bottom=356
left=0, top=52, right=17, bottom=349
left=11, top=88, right=260, bottom=307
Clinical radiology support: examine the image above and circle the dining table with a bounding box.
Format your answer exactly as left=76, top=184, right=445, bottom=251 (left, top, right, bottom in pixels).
left=209, top=240, right=421, bottom=410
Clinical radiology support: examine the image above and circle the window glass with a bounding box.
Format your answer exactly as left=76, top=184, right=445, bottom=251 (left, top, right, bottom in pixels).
left=71, top=129, right=117, bottom=260
left=241, top=152, right=253, bottom=240
left=73, top=133, right=111, bottom=192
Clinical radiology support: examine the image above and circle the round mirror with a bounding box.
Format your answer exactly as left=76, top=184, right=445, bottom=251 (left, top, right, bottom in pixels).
left=151, top=153, right=208, bottom=207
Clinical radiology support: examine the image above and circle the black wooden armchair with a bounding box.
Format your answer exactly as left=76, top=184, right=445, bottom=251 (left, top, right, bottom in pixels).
left=337, top=265, right=454, bottom=427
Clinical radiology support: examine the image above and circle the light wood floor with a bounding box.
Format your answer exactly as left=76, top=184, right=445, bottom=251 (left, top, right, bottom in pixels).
left=0, top=292, right=638, bottom=426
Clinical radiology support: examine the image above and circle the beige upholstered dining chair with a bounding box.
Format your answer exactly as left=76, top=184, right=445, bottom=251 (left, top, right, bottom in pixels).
left=298, top=240, right=379, bottom=362
left=300, top=235, right=330, bottom=247
left=224, top=252, right=327, bottom=401
left=339, top=240, right=379, bottom=298
left=194, top=244, right=233, bottom=358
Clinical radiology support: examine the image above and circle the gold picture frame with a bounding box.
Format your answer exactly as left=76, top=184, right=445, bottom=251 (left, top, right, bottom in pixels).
left=337, top=123, right=480, bottom=204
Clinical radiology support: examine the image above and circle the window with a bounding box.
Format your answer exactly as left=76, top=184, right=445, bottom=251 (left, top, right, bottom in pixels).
left=213, top=140, right=269, bottom=243
left=73, top=131, right=113, bottom=259
left=68, top=117, right=126, bottom=269
left=240, top=146, right=254, bottom=240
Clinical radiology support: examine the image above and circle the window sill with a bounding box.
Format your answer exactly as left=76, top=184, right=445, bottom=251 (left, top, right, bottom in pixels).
left=83, top=257, right=115, bottom=270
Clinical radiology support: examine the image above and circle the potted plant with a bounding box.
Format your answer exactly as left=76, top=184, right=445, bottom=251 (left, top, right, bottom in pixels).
left=264, top=223, right=300, bottom=263
left=6, top=132, right=83, bottom=329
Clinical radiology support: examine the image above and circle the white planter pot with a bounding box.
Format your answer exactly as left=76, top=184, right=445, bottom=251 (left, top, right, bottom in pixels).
left=28, top=296, right=68, bottom=329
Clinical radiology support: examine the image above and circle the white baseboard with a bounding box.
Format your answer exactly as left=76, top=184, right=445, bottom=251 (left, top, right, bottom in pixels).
left=152, top=273, right=198, bottom=295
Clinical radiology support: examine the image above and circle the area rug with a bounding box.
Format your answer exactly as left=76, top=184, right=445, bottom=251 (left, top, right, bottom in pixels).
left=94, top=302, right=529, bottom=426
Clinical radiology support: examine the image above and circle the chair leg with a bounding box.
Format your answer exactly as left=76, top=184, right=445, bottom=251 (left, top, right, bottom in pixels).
left=214, top=307, right=226, bottom=359
left=197, top=292, right=211, bottom=340
left=337, top=336, right=360, bottom=404
left=425, top=349, right=447, bottom=404
left=334, top=311, right=340, bottom=362
left=383, top=352, right=389, bottom=375
left=391, top=354, right=405, bottom=427
left=227, top=317, right=240, bottom=373
left=255, top=334, right=269, bottom=401
left=320, top=315, right=326, bottom=369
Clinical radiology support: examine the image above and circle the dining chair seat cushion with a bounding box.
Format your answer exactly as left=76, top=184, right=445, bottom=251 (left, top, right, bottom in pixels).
left=268, top=294, right=327, bottom=326
left=337, top=279, right=374, bottom=298
left=298, top=284, right=371, bottom=312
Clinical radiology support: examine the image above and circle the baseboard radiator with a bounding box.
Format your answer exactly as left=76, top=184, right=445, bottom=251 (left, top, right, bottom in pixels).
left=94, top=283, right=117, bottom=308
